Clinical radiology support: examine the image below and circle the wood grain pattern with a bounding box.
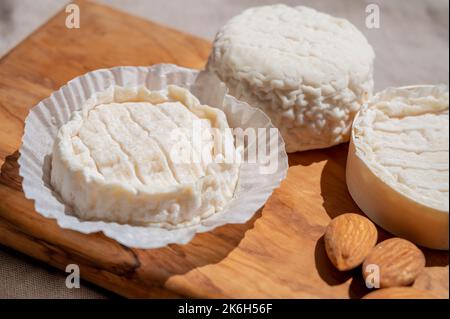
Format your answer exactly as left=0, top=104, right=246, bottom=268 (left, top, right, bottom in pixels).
left=0, top=0, right=448, bottom=298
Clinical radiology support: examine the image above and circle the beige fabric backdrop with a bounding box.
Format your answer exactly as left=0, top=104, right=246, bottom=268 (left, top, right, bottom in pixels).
left=0, top=0, right=448, bottom=298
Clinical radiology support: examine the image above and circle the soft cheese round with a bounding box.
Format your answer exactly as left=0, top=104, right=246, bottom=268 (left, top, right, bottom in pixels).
left=51, top=85, right=241, bottom=227
left=207, top=5, right=375, bottom=152
left=347, top=85, right=449, bottom=249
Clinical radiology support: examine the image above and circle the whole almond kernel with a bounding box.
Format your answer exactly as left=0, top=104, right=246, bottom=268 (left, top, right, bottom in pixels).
left=363, top=287, right=437, bottom=299
left=324, top=213, right=378, bottom=271
left=362, top=238, right=426, bottom=288
left=412, top=266, right=449, bottom=299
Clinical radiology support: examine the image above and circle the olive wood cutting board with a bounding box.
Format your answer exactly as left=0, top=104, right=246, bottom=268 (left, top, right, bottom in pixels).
left=0, top=0, right=448, bottom=298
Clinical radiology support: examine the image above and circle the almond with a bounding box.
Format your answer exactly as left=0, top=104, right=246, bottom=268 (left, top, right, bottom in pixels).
left=362, top=238, right=425, bottom=288
left=413, top=266, right=449, bottom=299
left=363, top=287, right=438, bottom=299
left=324, top=213, right=378, bottom=271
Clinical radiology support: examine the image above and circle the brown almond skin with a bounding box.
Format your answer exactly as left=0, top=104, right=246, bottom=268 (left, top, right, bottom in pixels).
left=324, top=213, right=378, bottom=271
left=362, top=238, right=426, bottom=288
left=363, top=287, right=438, bottom=299
left=413, top=266, right=449, bottom=299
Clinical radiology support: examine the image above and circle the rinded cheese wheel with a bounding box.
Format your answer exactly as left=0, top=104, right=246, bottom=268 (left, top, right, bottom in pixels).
left=347, top=85, right=449, bottom=249
left=208, top=4, right=375, bottom=152
left=51, top=85, right=241, bottom=227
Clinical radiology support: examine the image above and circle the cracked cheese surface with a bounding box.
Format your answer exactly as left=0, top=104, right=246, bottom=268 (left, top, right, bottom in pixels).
left=354, top=87, right=449, bottom=211
left=51, top=85, right=241, bottom=227
left=208, top=4, right=375, bottom=152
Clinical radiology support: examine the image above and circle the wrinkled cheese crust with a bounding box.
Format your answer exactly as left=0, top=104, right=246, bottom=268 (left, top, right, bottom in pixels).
left=51, top=85, right=241, bottom=227
left=208, top=5, right=375, bottom=152
left=353, top=88, right=449, bottom=212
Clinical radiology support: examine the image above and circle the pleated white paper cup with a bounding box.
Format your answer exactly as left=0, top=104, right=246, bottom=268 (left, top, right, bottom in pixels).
left=19, top=64, right=288, bottom=248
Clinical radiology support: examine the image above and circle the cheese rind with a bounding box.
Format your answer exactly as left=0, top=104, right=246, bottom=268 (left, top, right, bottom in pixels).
left=347, top=85, right=449, bottom=249
left=208, top=4, right=374, bottom=152
left=51, top=85, right=241, bottom=227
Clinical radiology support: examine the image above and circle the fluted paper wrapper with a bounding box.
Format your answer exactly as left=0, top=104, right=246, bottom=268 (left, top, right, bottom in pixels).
left=19, top=64, right=288, bottom=248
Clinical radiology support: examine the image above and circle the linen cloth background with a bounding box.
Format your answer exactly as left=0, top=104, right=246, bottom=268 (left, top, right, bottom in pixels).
left=0, top=0, right=448, bottom=298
